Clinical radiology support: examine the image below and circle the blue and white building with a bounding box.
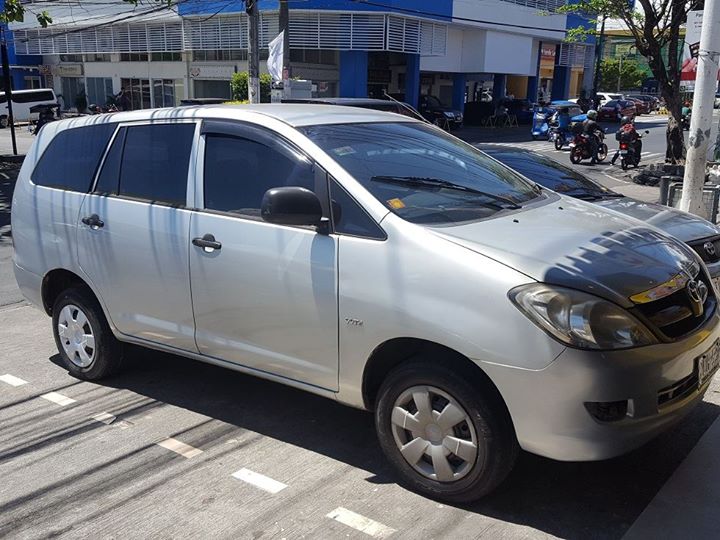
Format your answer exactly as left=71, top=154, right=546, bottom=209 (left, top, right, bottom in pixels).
left=8, top=0, right=594, bottom=111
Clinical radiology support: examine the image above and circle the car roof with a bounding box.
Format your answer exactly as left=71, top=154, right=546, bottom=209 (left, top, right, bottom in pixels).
left=282, top=97, right=399, bottom=106
left=43, top=104, right=420, bottom=129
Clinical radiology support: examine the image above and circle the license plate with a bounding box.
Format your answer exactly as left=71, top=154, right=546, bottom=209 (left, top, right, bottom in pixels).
left=698, top=339, right=720, bottom=387
left=620, top=150, right=628, bottom=154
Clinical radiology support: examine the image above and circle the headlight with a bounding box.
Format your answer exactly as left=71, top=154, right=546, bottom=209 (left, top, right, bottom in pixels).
left=509, top=284, right=657, bottom=350
left=443, top=112, right=454, bottom=118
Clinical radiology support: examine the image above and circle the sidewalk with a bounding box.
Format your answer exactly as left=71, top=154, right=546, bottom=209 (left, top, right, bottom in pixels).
left=623, top=414, right=720, bottom=539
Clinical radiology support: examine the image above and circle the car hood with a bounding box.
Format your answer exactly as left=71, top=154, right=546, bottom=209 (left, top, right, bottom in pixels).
left=594, top=197, right=720, bottom=243
left=429, top=196, right=699, bottom=308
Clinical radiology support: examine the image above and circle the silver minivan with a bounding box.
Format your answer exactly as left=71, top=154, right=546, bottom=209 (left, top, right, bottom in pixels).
left=12, top=105, right=720, bottom=502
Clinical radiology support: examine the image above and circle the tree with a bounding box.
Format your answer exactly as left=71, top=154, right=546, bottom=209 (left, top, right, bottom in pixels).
left=599, top=58, right=646, bottom=91
left=230, top=72, right=272, bottom=102
left=0, top=0, right=173, bottom=28
left=562, top=0, right=702, bottom=163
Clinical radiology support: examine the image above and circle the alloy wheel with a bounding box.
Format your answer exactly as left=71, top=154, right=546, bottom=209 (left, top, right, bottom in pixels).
left=390, top=385, right=478, bottom=483
left=57, top=304, right=96, bottom=368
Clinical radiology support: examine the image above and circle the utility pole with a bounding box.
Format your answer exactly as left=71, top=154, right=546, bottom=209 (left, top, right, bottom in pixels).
left=592, top=15, right=606, bottom=98
left=680, top=0, right=720, bottom=216
left=246, top=0, right=260, bottom=103
left=0, top=28, right=17, bottom=156
left=279, top=0, right=290, bottom=96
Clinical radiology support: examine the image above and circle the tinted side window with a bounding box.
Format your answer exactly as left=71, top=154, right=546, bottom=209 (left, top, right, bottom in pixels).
left=203, top=133, right=314, bottom=217
left=31, top=123, right=116, bottom=191
left=94, top=127, right=126, bottom=195
left=14, top=91, right=54, bottom=103
left=330, top=180, right=385, bottom=239
left=119, top=123, right=195, bottom=205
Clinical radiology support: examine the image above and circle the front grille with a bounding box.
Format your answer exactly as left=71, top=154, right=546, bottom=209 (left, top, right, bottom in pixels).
left=689, top=235, right=720, bottom=264
left=632, top=271, right=716, bottom=340
left=658, top=372, right=697, bottom=407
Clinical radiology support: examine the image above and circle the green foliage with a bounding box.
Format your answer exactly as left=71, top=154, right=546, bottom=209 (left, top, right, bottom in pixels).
left=230, top=72, right=272, bottom=102
left=599, top=58, right=645, bottom=91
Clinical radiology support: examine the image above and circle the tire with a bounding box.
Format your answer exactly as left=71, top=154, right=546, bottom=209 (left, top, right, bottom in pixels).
left=52, top=286, right=124, bottom=380
left=0, top=116, right=8, bottom=129
left=597, top=143, right=608, bottom=162
left=375, top=359, right=519, bottom=503
left=621, top=158, right=628, bottom=170
left=531, top=135, right=539, bottom=140
left=570, top=147, right=583, bottom=164
left=554, top=137, right=564, bottom=150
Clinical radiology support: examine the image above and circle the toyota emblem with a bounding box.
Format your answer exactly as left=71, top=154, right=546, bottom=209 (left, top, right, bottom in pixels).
left=686, top=279, right=709, bottom=317
left=704, top=241, right=716, bottom=257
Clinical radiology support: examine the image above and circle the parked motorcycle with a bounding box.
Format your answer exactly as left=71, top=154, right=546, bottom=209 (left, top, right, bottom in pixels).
left=569, top=130, right=608, bottom=164
left=681, top=113, right=691, bottom=131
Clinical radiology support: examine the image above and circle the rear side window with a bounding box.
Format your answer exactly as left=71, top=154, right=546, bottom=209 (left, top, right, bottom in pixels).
left=14, top=90, right=55, bottom=103
left=31, top=123, right=116, bottom=191
left=118, top=123, right=195, bottom=205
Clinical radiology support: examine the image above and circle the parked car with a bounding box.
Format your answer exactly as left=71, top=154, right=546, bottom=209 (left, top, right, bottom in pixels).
left=418, top=94, right=463, bottom=128
left=626, top=94, right=659, bottom=112
left=282, top=97, right=422, bottom=120
left=483, top=146, right=720, bottom=286
left=498, top=98, right=534, bottom=124
left=595, top=92, right=624, bottom=106
left=598, top=99, right=637, bottom=122
left=625, top=96, right=651, bottom=115
left=13, top=105, right=720, bottom=502
left=0, top=88, right=57, bottom=127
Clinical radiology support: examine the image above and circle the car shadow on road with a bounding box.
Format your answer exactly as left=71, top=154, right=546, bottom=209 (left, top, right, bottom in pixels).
left=77, top=348, right=720, bottom=540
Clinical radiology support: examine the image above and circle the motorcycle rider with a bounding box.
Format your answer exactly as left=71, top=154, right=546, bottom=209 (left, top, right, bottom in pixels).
left=611, top=116, right=641, bottom=165
left=551, top=106, right=572, bottom=142
left=582, top=109, right=601, bottom=164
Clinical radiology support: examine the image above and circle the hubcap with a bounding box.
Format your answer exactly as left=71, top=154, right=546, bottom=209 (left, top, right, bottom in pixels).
left=390, top=385, right=478, bottom=483
left=57, top=304, right=96, bottom=368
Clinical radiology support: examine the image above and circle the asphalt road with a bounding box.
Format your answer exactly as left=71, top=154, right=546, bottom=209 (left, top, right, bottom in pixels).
left=1, top=117, right=720, bottom=539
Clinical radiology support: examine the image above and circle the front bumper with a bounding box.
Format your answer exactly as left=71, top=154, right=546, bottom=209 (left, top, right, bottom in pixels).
left=482, top=311, right=720, bottom=461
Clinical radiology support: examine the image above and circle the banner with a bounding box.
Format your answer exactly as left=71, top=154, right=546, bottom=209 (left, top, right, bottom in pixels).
left=267, top=31, right=284, bottom=82
left=680, top=10, right=703, bottom=87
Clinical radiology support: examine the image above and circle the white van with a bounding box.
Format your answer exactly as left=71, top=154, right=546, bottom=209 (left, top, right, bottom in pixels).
left=0, top=88, right=57, bottom=127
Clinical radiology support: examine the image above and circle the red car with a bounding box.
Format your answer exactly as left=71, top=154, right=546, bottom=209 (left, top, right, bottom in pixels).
left=597, top=99, right=637, bottom=122
left=626, top=96, right=650, bottom=115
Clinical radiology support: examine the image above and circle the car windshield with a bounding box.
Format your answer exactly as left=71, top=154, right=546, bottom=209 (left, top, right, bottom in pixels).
left=300, top=122, right=542, bottom=225
left=424, top=96, right=442, bottom=107
left=609, top=94, right=623, bottom=100
left=486, top=151, right=621, bottom=199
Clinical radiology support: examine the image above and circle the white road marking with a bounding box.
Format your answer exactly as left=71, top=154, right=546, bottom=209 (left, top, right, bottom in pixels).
left=0, top=374, right=28, bottom=387
left=91, top=412, right=116, bottom=425
left=157, top=437, right=203, bottom=459
left=326, top=507, right=396, bottom=538
left=231, top=468, right=288, bottom=494
left=40, top=392, right=76, bottom=406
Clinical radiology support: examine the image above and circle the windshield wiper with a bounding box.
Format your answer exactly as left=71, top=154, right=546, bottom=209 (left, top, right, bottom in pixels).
left=563, top=187, right=621, bottom=200
left=370, top=176, right=522, bottom=209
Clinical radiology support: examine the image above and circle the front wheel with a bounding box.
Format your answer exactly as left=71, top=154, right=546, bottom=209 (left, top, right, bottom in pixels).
left=570, top=147, right=583, bottom=164
left=597, top=143, right=608, bottom=162
left=52, top=286, right=124, bottom=380
left=375, top=359, right=518, bottom=503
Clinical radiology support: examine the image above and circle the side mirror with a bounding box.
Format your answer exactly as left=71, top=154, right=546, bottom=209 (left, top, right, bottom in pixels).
left=261, top=186, right=324, bottom=228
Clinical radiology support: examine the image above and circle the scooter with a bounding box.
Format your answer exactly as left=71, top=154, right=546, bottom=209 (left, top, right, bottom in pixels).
left=569, top=130, right=608, bottom=164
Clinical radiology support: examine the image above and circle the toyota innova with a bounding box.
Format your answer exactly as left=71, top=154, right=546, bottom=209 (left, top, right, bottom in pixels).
left=12, top=105, right=720, bottom=502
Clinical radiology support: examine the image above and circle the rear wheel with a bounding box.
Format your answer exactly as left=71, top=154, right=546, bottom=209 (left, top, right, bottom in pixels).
left=621, top=158, right=628, bottom=170
left=570, top=147, right=583, bottom=164
left=375, top=359, right=518, bottom=502
left=52, top=286, right=124, bottom=380
left=0, top=116, right=8, bottom=129
left=554, top=137, right=564, bottom=150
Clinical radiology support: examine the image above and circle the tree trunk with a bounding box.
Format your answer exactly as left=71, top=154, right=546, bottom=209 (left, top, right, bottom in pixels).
left=663, top=91, right=685, bottom=163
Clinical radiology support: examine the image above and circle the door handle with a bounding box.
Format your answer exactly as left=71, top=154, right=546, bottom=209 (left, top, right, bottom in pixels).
left=81, top=214, right=104, bottom=229
left=192, top=233, right=222, bottom=252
